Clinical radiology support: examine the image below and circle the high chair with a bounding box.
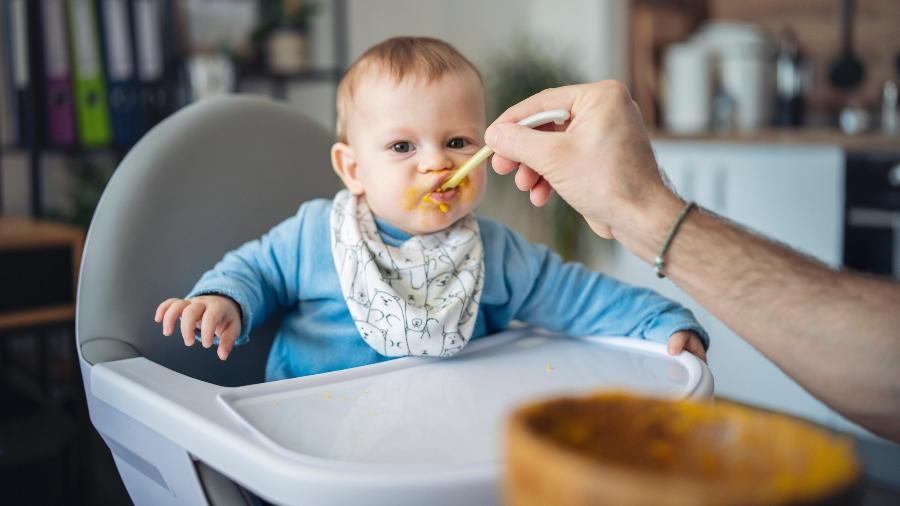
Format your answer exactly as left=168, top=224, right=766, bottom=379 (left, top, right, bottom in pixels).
left=76, top=96, right=713, bottom=506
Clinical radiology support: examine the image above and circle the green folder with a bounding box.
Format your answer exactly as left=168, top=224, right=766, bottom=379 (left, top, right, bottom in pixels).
left=67, top=0, right=111, bottom=148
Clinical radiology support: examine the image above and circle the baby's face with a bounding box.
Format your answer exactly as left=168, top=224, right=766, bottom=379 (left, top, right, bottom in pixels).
left=336, top=70, right=487, bottom=235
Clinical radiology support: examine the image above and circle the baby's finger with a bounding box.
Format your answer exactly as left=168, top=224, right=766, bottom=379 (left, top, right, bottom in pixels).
left=514, top=164, right=541, bottom=191
left=529, top=178, right=553, bottom=207
left=217, top=340, right=235, bottom=361
left=688, top=338, right=708, bottom=363
left=216, top=322, right=240, bottom=361
left=162, top=300, right=191, bottom=336
left=155, top=298, right=180, bottom=322
left=180, top=302, right=206, bottom=346
left=667, top=332, right=689, bottom=356
left=200, top=307, right=222, bottom=349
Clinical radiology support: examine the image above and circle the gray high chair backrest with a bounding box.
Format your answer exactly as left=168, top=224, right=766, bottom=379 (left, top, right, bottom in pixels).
left=77, top=95, right=339, bottom=387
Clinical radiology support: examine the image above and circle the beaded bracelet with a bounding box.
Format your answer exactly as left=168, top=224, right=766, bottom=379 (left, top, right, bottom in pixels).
left=654, top=201, right=696, bottom=278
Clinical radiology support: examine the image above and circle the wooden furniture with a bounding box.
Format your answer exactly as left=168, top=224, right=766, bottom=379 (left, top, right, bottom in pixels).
left=0, top=217, right=83, bottom=330
left=0, top=218, right=87, bottom=504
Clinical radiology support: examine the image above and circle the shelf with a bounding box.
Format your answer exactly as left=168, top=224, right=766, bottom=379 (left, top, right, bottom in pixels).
left=236, top=66, right=342, bottom=83
left=1, top=0, right=348, bottom=219
left=0, top=145, right=132, bottom=157
left=0, top=305, right=76, bottom=331
left=650, top=128, right=900, bottom=154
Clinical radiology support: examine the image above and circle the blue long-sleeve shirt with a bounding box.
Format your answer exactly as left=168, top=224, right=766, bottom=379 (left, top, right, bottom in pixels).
left=189, top=199, right=708, bottom=381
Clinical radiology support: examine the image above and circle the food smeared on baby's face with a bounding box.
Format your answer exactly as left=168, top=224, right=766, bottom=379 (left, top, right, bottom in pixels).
left=346, top=68, right=486, bottom=235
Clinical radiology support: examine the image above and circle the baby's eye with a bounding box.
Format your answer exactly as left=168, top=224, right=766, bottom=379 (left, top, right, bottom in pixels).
left=391, top=141, right=413, bottom=153
left=447, top=137, right=469, bottom=149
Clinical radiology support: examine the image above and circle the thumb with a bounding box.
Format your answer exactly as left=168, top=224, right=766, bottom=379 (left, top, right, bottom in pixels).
left=485, top=122, right=561, bottom=173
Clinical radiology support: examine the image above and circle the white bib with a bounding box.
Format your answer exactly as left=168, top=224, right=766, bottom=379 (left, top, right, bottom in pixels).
left=329, top=190, right=485, bottom=357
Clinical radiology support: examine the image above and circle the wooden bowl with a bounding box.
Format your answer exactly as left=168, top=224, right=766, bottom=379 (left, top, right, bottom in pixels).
left=505, top=392, right=860, bottom=506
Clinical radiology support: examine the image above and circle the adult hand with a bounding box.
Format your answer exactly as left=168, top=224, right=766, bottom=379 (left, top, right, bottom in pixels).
left=485, top=81, right=680, bottom=241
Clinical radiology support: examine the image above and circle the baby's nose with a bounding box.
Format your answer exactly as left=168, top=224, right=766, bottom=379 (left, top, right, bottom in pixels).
left=418, top=150, right=453, bottom=172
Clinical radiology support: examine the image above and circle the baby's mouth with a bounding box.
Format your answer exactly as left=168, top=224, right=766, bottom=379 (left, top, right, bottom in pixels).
left=428, top=173, right=454, bottom=194
left=420, top=173, right=461, bottom=213
left=426, top=188, right=458, bottom=203
left=421, top=173, right=463, bottom=200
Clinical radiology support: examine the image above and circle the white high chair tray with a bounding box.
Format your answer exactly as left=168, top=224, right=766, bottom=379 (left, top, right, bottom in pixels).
left=91, top=328, right=712, bottom=506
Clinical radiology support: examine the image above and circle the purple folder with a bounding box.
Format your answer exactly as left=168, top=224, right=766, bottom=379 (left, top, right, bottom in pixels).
left=41, top=0, right=76, bottom=147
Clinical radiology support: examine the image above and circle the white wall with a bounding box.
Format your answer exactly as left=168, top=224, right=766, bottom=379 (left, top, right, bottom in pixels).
left=287, top=0, right=629, bottom=133
left=345, top=0, right=627, bottom=82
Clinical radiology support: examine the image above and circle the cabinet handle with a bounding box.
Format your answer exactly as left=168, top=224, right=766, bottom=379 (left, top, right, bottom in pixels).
left=680, top=162, right=696, bottom=202
left=713, top=165, right=728, bottom=213
left=888, top=163, right=900, bottom=187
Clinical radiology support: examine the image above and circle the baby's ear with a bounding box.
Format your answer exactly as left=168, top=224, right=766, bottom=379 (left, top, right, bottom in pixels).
left=331, top=142, right=364, bottom=195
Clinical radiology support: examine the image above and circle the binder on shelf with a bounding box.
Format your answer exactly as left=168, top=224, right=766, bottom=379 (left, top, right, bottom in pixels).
left=39, top=0, right=77, bottom=147
left=0, top=0, right=19, bottom=147
left=133, top=0, right=172, bottom=128
left=100, top=0, right=143, bottom=145
left=67, top=0, right=112, bottom=148
left=7, top=0, right=33, bottom=148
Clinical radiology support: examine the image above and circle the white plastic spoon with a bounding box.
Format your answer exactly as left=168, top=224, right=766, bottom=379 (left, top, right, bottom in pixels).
left=438, top=109, right=570, bottom=191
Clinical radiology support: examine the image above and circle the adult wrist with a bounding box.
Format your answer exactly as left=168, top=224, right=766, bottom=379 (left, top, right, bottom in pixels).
left=654, top=201, right=696, bottom=278
left=614, top=187, right=685, bottom=264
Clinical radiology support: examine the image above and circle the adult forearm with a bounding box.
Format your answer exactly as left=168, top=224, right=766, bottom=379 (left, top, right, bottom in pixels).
left=617, top=190, right=900, bottom=442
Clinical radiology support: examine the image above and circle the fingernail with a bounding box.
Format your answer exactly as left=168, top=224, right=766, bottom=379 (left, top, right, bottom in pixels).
left=485, top=125, right=498, bottom=146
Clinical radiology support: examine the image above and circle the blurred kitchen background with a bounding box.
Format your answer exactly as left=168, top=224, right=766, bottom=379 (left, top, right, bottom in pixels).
left=0, top=0, right=898, bottom=504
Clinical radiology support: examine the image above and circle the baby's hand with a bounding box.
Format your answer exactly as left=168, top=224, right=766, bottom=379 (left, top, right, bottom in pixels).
left=666, top=331, right=707, bottom=363
left=154, top=295, right=242, bottom=360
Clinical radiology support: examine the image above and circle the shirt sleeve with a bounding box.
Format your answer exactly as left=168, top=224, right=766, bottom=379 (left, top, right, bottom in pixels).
left=501, top=226, right=709, bottom=349
left=186, top=205, right=307, bottom=345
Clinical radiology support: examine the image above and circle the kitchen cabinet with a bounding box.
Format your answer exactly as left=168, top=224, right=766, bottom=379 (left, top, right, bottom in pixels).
left=592, top=141, right=862, bottom=434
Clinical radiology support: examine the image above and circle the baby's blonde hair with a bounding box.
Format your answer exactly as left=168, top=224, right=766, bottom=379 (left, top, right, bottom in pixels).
left=336, top=36, right=483, bottom=142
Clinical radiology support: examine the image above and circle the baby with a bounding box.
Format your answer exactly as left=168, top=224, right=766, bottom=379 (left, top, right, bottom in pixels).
left=155, top=37, right=708, bottom=380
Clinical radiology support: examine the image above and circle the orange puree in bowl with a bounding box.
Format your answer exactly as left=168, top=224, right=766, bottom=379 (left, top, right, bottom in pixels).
left=505, top=392, right=860, bottom=506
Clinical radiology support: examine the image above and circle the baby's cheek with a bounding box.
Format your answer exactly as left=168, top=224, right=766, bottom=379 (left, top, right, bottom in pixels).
left=402, top=187, right=422, bottom=211
left=462, top=170, right=487, bottom=205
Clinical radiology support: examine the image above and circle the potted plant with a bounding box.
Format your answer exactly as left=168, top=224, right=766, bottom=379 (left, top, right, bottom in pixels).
left=488, top=41, right=583, bottom=261
left=253, top=0, right=320, bottom=74
left=46, top=157, right=111, bottom=229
